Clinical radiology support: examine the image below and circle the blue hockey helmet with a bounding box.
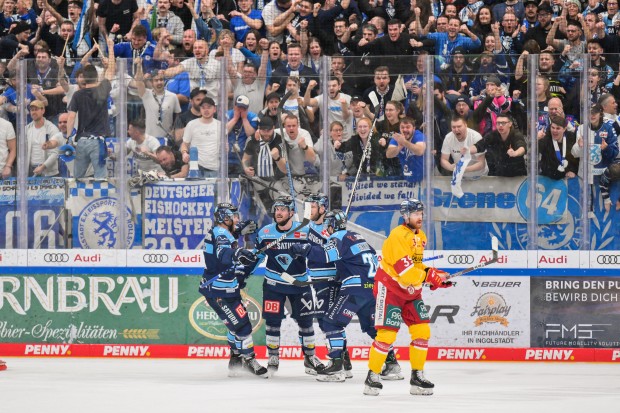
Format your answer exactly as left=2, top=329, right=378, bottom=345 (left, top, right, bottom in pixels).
left=213, top=202, right=238, bottom=223
left=324, top=209, right=347, bottom=231
left=400, top=199, right=424, bottom=216
left=305, top=193, right=329, bottom=209
left=272, top=195, right=295, bottom=213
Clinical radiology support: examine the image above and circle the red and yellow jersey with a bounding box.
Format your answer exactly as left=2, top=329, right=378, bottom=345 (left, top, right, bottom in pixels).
left=375, top=224, right=428, bottom=299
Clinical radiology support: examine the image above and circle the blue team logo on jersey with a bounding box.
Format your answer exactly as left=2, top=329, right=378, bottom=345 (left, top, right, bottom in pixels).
left=590, top=144, right=602, bottom=165
left=276, top=254, right=294, bottom=270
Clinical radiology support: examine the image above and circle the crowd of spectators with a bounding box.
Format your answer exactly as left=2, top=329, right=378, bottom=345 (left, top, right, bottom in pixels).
left=2, top=0, right=620, bottom=204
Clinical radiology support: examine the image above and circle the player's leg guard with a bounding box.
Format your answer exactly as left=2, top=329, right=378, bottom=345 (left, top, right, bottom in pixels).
left=265, top=322, right=281, bottom=377
left=368, top=328, right=397, bottom=375
left=408, top=323, right=431, bottom=371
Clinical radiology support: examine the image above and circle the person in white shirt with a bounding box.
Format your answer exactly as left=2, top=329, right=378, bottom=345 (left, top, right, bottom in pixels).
left=125, top=118, right=164, bottom=173
left=25, top=100, right=64, bottom=177
left=281, top=114, right=321, bottom=194
left=0, top=117, right=16, bottom=179
left=134, top=64, right=182, bottom=139
left=180, top=96, right=222, bottom=177
left=304, top=77, right=352, bottom=140
left=440, top=115, right=488, bottom=179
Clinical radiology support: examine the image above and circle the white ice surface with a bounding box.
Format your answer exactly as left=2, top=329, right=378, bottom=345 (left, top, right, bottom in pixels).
left=1, top=358, right=619, bottom=413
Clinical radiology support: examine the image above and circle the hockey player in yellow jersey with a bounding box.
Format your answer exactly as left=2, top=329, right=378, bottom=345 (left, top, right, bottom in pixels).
left=364, top=199, right=453, bottom=396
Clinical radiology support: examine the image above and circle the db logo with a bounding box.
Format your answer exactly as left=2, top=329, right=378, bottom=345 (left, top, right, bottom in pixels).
left=235, top=304, right=247, bottom=318
left=264, top=300, right=280, bottom=313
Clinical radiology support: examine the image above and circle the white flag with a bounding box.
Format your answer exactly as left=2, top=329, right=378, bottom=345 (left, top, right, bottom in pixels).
left=450, top=150, right=471, bottom=198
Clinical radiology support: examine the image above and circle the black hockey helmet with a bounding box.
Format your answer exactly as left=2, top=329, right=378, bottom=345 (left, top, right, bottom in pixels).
left=400, top=199, right=424, bottom=216
left=324, top=209, right=347, bottom=231
left=213, top=202, right=238, bottom=223
left=271, top=195, right=295, bottom=213
left=305, top=193, right=329, bottom=209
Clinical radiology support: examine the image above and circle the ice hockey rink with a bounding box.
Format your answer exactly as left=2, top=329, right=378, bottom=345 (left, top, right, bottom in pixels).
left=1, top=358, right=618, bottom=413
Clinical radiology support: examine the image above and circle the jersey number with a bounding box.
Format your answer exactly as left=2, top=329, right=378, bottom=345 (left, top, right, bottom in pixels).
left=362, top=252, right=378, bottom=279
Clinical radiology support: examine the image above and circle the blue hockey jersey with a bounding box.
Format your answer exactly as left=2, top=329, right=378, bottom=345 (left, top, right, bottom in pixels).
left=255, top=221, right=311, bottom=293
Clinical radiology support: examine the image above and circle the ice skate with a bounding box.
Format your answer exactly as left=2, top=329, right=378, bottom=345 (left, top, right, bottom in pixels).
left=242, top=355, right=268, bottom=378
left=303, top=354, right=325, bottom=375
left=227, top=353, right=243, bottom=377
left=363, top=370, right=383, bottom=396
left=410, top=369, right=434, bottom=395
left=380, top=350, right=404, bottom=380
left=342, top=348, right=353, bottom=379
left=267, top=354, right=279, bottom=378
left=316, top=358, right=345, bottom=382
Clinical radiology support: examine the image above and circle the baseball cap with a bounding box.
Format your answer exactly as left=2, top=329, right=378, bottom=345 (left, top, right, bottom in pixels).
left=266, top=92, right=280, bottom=102
left=200, top=96, right=216, bottom=107
left=566, top=0, right=581, bottom=11
left=258, top=117, right=274, bottom=130
left=11, top=21, right=31, bottom=35
left=455, top=96, right=471, bottom=107
left=523, top=0, right=538, bottom=7
left=537, top=2, right=552, bottom=13
left=486, top=75, right=502, bottom=86
left=190, top=87, right=207, bottom=99
left=29, top=100, right=45, bottom=109
left=452, top=46, right=466, bottom=56
left=591, top=104, right=603, bottom=114
left=350, top=95, right=363, bottom=102
left=235, top=95, right=250, bottom=109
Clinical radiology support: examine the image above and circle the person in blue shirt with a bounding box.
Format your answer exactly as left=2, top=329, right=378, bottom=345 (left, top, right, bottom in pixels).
left=419, top=16, right=482, bottom=71
left=386, top=117, right=426, bottom=184
left=291, top=209, right=379, bottom=382
left=226, top=95, right=258, bottom=175
left=198, top=202, right=267, bottom=377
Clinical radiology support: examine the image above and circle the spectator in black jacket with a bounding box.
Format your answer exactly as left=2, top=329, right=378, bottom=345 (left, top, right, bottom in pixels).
left=469, top=113, right=527, bottom=177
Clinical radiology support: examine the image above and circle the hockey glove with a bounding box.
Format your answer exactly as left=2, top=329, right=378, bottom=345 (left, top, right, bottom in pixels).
left=290, top=243, right=311, bottom=258
left=425, top=267, right=453, bottom=290
left=233, top=248, right=258, bottom=266
left=234, top=220, right=257, bottom=237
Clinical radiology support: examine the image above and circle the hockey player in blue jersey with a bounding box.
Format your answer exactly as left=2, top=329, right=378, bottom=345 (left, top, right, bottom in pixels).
left=291, top=209, right=379, bottom=382
left=304, top=193, right=354, bottom=379
left=198, top=202, right=267, bottom=378
left=254, top=195, right=325, bottom=377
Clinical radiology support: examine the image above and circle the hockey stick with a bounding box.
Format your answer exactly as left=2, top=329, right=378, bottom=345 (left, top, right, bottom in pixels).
left=442, top=236, right=499, bottom=282
left=281, top=255, right=445, bottom=287
left=344, top=114, right=379, bottom=216
left=277, top=91, right=297, bottom=205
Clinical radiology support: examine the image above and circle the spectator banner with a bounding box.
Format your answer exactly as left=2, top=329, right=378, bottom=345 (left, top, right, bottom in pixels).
left=142, top=180, right=216, bottom=249
left=67, top=181, right=142, bottom=248
left=0, top=273, right=265, bottom=345
left=0, top=177, right=66, bottom=249
left=341, top=176, right=568, bottom=224
left=530, top=275, right=620, bottom=348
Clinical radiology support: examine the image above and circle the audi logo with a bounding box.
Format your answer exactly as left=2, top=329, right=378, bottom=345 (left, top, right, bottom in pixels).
left=143, top=254, right=169, bottom=264
left=447, top=254, right=475, bottom=265
left=44, top=253, right=70, bottom=263
left=596, top=255, right=620, bottom=265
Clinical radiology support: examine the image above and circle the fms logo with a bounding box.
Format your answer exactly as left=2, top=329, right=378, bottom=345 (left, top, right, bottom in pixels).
left=471, top=292, right=511, bottom=327
left=77, top=197, right=135, bottom=248
left=189, top=292, right=263, bottom=340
